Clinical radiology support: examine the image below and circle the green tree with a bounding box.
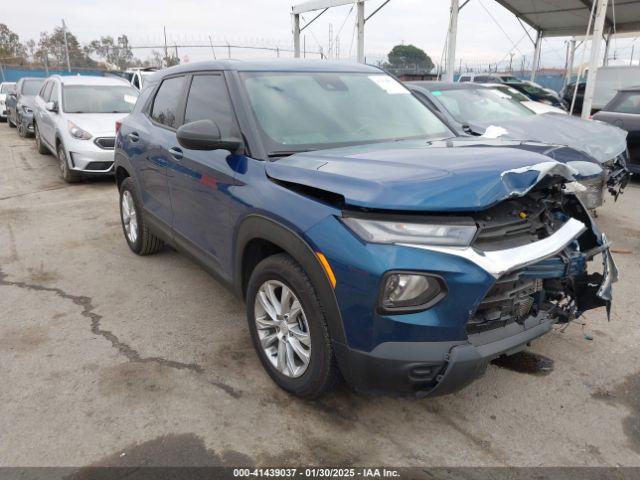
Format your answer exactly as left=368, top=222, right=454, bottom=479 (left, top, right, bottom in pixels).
left=387, top=44, right=434, bottom=72
left=37, top=26, right=96, bottom=68
left=0, top=24, right=26, bottom=63
left=87, top=35, right=135, bottom=70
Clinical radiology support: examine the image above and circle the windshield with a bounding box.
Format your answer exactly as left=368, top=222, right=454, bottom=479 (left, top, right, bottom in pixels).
left=241, top=72, right=452, bottom=155
left=62, top=85, right=139, bottom=113
left=435, top=88, right=534, bottom=123
left=1, top=83, right=15, bottom=93
left=22, top=79, right=44, bottom=95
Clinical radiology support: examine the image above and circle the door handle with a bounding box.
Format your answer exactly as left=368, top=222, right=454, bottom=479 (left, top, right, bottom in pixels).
left=169, top=146, right=183, bottom=160
left=127, top=132, right=140, bottom=142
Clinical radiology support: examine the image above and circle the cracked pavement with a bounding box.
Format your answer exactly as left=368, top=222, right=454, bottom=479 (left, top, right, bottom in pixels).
left=1, top=124, right=640, bottom=467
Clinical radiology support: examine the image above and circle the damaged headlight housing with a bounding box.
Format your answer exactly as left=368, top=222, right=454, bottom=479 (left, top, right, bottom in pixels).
left=342, top=217, right=477, bottom=247
left=566, top=179, right=605, bottom=211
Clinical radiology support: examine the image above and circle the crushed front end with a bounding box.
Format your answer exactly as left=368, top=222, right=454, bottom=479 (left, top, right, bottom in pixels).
left=314, top=177, right=618, bottom=397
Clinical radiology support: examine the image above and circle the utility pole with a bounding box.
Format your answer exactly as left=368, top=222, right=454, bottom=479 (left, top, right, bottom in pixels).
left=62, top=19, right=71, bottom=72
left=631, top=43, right=635, bottom=66
left=163, top=26, right=168, bottom=67
left=356, top=1, right=365, bottom=63
left=208, top=35, right=217, bottom=60
left=531, top=30, right=542, bottom=81
left=444, top=0, right=459, bottom=82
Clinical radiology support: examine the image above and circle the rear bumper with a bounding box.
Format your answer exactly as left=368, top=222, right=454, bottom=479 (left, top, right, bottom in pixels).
left=335, top=313, right=555, bottom=397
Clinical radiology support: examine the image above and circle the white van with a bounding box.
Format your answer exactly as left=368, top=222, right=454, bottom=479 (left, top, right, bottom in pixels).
left=592, top=66, right=640, bottom=110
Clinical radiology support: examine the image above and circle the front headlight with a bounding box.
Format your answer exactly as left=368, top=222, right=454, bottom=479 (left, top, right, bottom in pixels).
left=21, top=105, right=32, bottom=114
left=342, top=217, right=477, bottom=247
left=68, top=121, right=92, bottom=140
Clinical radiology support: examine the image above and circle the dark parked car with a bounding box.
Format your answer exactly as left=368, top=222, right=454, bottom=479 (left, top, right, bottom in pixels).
left=505, top=81, right=567, bottom=110
left=407, top=82, right=629, bottom=209
left=593, top=86, right=640, bottom=174
left=114, top=61, right=616, bottom=399
left=562, top=81, right=586, bottom=113
left=6, top=77, right=45, bottom=137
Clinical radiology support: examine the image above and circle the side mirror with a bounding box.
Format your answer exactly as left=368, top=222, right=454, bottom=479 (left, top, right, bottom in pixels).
left=45, top=101, right=58, bottom=113
left=8, top=91, right=16, bottom=99
left=177, top=119, right=241, bottom=152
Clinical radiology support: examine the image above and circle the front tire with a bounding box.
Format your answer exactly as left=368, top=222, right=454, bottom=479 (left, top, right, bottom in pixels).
left=246, top=253, right=339, bottom=399
left=57, top=143, right=81, bottom=183
left=119, top=177, right=164, bottom=255
left=17, top=116, right=28, bottom=137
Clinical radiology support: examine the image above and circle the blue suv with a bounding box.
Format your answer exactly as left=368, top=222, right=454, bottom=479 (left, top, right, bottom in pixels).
left=114, top=61, right=617, bottom=398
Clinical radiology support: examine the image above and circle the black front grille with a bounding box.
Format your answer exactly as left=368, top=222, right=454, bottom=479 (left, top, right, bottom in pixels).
left=94, top=137, right=115, bottom=149
left=467, top=272, right=543, bottom=334
left=85, top=161, right=113, bottom=171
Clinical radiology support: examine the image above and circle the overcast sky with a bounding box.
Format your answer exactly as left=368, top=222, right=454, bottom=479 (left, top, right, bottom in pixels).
left=3, top=0, right=633, bottom=70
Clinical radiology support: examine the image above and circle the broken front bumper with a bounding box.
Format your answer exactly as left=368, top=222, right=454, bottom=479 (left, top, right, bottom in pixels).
left=336, top=214, right=618, bottom=397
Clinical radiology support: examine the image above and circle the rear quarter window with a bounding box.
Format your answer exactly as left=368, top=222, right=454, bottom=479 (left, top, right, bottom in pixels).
left=150, top=76, right=186, bottom=129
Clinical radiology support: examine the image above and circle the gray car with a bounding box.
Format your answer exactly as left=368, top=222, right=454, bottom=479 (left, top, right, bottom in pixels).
left=6, top=77, right=44, bottom=137
left=33, top=75, right=139, bottom=182
left=407, top=81, right=630, bottom=210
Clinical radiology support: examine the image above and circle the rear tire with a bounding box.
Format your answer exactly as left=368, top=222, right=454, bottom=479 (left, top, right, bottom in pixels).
left=57, top=144, right=81, bottom=183
left=119, top=177, right=164, bottom=255
left=246, top=253, right=339, bottom=399
left=34, top=123, right=49, bottom=154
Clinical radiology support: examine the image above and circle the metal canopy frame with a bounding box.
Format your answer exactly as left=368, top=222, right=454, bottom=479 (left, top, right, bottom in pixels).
left=291, top=0, right=389, bottom=63
left=445, top=0, right=640, bottom=118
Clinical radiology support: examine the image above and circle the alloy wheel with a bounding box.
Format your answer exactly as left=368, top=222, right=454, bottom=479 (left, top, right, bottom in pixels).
left=254, top=280, right=311, bottom=378
left=121, top=190, right=138, bottom=244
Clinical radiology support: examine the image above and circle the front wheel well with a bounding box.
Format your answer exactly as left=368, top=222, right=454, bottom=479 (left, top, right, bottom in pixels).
left=115, top=165, right=130, bottom=191
left=241, top=238, right=284, bottom=298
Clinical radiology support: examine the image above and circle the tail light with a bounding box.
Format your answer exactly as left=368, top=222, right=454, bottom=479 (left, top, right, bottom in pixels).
left=115, top=120, right=122, bottom=134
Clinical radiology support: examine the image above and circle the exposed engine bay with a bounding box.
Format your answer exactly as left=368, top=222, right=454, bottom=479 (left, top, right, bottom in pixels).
left=466, top=178, right=618, bottom=334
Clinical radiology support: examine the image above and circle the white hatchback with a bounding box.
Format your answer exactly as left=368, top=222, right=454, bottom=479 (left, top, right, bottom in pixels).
left=33, top=75, right=139, bottom=182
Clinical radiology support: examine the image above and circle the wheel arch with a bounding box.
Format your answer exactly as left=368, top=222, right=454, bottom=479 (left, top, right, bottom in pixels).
left=235, top=214, right=346, bottom=345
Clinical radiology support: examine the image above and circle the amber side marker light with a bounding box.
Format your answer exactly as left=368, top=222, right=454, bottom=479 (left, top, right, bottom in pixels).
left=316, top=252, right=337, bottom=289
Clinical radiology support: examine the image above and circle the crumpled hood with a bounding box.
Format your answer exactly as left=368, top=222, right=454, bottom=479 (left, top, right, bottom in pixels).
left=266, top=138, right=588, bottom=212
left=472, top=113, right=628, bottom=163
left=64, top=113, right=127, bottom=137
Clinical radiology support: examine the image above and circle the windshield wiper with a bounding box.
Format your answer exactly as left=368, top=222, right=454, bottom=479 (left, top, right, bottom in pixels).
left=268, top=150, right=310, bottom=158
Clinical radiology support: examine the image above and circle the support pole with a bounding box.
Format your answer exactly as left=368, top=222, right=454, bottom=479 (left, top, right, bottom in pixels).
left=531, top=30, right=542, bottom=81
left=356, top=1, right=365, bottom=63
left=292, top=13, right=301, bottom=58
left=582, top=0, right=609, bottom=119
left=603, top=31, right=612, bottom=65
left=444, top=0, right=459, bottom=82
left=564, top=38, right=576, bottom=90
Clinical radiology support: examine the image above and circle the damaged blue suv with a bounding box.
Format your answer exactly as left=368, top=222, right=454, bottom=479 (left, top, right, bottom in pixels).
left=114, top=61, right=617, bottom=398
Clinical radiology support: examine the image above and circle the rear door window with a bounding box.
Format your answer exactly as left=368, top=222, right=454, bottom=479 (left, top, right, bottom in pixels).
left=184, top=74, right=240, bottom=138
left=459, top=76, right=470, bottom=82
left=610, top=92, right=640, bottom=114
left=150, top=76, right=186, bottom=129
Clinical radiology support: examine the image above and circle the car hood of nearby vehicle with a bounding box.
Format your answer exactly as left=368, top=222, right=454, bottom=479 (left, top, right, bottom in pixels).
left=266, top=138, right=600, bottom=212
left=522, top=101, right=567, bottom=115
left=469, top=113, right=628, bottom=163
left=63, top=113, right=128, bottom=137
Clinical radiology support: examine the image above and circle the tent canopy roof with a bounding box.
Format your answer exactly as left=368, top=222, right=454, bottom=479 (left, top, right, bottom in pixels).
left=494, top=0, right=640, bottom=37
